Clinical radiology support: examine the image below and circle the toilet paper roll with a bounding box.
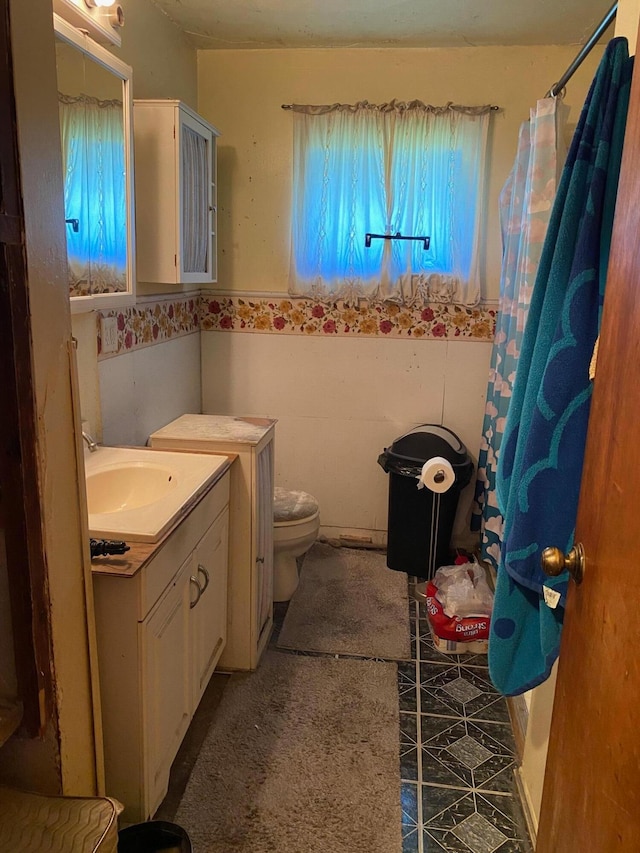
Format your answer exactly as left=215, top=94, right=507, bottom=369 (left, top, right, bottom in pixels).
left=416, top=456, right=455, bottom=493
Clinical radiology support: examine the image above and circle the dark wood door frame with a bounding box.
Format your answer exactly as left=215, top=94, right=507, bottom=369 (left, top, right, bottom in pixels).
left=0, top=0, right=54, bottom=738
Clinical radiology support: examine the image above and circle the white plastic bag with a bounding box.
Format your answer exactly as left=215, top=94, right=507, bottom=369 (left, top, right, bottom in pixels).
left=433, top=563, right=493, bottom=618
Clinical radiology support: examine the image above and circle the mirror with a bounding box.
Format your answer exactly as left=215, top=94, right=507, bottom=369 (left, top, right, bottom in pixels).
left=53, top=14, right=135, bottom=312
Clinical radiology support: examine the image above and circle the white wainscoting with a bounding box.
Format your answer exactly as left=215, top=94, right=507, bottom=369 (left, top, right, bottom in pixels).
left=99, top=333, right=202, bottom=447
left=201, top=331, right=492, bottom=547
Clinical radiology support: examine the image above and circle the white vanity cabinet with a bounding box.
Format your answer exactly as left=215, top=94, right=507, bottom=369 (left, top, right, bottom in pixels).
left=150, top=415, right=276, bottom=672
left=92, top=471, right=230, bottom=822
left=133, top=99, right=220, bottom=284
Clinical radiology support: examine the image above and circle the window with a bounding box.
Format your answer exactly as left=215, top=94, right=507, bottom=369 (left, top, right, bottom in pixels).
left=289, top=101, right=490, bottom=306
left=59, top=93, right=127, bottom=295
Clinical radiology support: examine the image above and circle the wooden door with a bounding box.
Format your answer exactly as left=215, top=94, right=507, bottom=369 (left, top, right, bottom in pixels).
left=536, top=38, right=640, bottom=853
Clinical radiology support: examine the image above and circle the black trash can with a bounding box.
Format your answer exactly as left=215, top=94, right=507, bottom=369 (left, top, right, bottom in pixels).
left=378, top=425, right=474, bottom=579
left=118, top=820, right=192, bottom=853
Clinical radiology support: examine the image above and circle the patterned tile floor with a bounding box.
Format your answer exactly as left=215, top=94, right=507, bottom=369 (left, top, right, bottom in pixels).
left=401, top=581, right=532, bottom=853
left=160, top=563, right=532, bottom=853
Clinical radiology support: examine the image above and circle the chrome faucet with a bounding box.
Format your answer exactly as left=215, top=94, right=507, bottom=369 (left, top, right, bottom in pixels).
left=82, top=430, right=98, bottom=452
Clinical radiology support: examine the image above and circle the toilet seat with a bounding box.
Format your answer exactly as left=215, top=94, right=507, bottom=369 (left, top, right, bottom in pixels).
left=273, top=487, right=319, bottom=524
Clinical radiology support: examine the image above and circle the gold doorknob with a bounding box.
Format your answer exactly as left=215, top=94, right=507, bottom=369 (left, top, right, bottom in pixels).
left=541, top=543, right=585, bottom=584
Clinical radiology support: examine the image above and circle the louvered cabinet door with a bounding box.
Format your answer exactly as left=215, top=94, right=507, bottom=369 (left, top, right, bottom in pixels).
left=190, top=506, right=229, bottom=710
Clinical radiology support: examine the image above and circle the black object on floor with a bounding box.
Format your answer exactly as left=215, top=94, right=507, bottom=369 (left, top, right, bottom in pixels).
left=118, top=820, right=192, bottom=852
left=378, top=424, right=474, bottom=578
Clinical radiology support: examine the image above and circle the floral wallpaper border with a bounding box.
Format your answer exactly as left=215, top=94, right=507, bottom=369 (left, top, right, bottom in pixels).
left=97, top=296, right=200, bottom=359
left=201, top=296, right=496, bottom=341
left=97, top=294, right=496, bottom=359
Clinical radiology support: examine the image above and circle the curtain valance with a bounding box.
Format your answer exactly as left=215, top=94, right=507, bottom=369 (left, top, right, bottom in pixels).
left=286, top=99, right=496, bottom=116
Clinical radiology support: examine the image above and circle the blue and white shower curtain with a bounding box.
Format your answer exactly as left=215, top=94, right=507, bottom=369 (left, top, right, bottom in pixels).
left=471, top=98, right=567, bottom=569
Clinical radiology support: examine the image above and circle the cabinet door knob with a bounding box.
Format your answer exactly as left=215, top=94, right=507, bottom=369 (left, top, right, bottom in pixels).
left=197, top=563, right=210, bottom=593
left=189, top=576, right=202, bottom=608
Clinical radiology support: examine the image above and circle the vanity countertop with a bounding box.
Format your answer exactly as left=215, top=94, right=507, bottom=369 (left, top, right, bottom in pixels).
left=150, top=414, right=277, bottom=447
left=90, top=453, right=235, bottom=579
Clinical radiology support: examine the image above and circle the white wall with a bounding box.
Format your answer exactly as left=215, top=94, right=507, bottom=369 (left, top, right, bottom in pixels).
left=519, top=665, right=558, bottom=836
left=109, top=0, right=197, bottom=106
left=100, top=333, right=202, bottom=447
left=202, top=331, right=491, bottom=544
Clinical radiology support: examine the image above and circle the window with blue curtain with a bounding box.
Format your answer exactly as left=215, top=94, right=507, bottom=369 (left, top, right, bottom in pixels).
left=289, top=100, right=491, bottom=306
left=59, top=92, right=127, bottom=296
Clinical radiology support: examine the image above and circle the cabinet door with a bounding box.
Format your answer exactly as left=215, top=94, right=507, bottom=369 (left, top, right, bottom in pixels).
left=179, top=110, right=214, bottom=284
left=191, top=506, right=229, bottom=709
left=141, top=556, right=192, bottom=818
left=255, top=442, right=274, bottom=641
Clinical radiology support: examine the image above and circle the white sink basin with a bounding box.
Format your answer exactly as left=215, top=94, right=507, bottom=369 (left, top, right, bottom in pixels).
left=85, top=446, right=229, bottom=544
left=86, top=463, right=177, bottom=515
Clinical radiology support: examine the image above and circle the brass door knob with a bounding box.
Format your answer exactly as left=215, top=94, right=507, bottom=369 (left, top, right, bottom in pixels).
left=541, top=543, right=585, bottom=584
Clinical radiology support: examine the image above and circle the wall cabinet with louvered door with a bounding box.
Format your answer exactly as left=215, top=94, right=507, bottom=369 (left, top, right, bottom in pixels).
left=134, top=99, right=220, bottom=284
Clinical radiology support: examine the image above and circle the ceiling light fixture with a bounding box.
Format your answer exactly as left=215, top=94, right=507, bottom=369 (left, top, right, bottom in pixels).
left=84, top=0, right=116, bottom=8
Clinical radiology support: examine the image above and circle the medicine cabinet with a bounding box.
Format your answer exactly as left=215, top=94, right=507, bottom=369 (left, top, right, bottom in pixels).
left=134, top=100, right=220, bottom=285
left=53, top=13, right=136, bottom=313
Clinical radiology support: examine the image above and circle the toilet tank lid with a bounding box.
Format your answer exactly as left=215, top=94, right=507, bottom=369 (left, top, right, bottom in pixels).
left=274, top=487, right=319, bottom=522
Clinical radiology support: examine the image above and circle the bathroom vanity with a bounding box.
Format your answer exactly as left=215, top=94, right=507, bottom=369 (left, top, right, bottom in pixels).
left=150, top=414, right=276, bottom=671
left=91, top=459, right=231, bottom=823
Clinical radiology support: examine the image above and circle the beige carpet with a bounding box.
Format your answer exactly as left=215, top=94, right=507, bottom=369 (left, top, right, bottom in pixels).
left=278, top=543, right=410, bottom=660
left=175, top=650, right=401, bottom=852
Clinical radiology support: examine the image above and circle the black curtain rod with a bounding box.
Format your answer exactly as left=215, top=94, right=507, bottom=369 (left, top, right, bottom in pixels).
left=546, top=2, right=618, bottom=97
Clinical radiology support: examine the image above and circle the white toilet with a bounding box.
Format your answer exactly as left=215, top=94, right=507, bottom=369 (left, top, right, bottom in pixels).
left=273, top=487, right=320, bottom=602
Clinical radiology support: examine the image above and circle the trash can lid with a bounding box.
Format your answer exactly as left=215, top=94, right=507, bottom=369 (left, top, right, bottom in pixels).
left=388, top=424, right=469, bottom=465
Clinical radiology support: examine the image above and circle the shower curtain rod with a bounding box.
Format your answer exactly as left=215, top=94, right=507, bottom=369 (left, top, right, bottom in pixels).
left=546, top=2, right=617, bottom=97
